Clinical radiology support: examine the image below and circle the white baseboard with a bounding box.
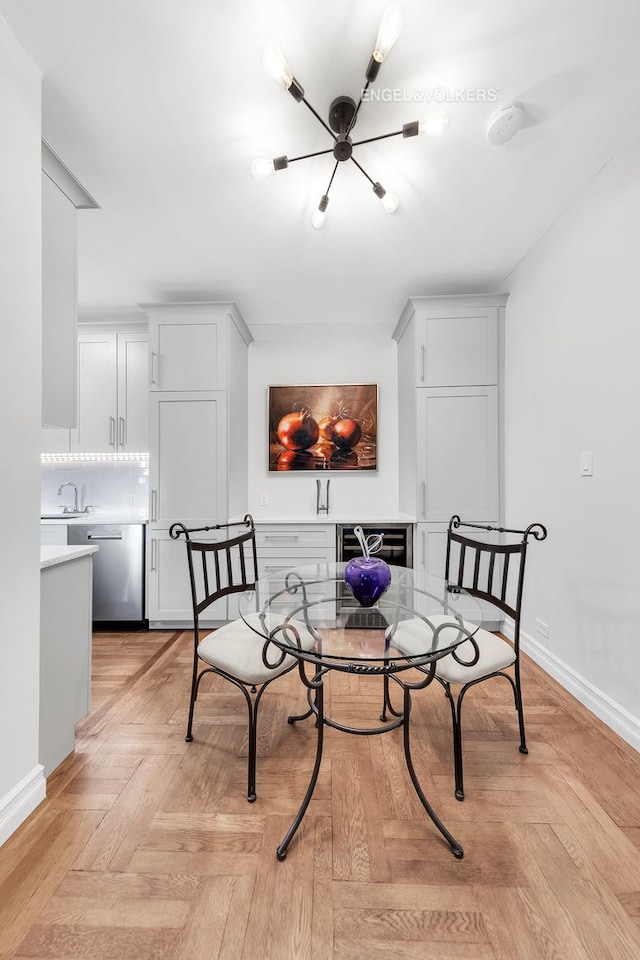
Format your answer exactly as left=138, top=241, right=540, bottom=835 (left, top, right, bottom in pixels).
left=0, top=765, right=46, bottom=847
left=503, top=620, right=640, bottom=754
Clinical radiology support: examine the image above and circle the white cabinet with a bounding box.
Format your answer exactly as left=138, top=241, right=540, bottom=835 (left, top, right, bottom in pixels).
left=71, top=331, right=148, bottom=452
left=147, top=528, right=227, bottom=624
left=148, top=392, right=227, bottom=528
left=147, top=304, right=230, bottom=392
left=394, top=295, right=506, bottom=561
left=413, top=306, right=498, bottom=387
left=40, top=523, right=68, bottom=546
left=40, top=552, right=93, bottom=776
left=117, top=334, right=149, bottom=450
left=144, top=302, right=253, bottom=626
left=254, top=524, right=336, bottom=577
left=416, top=386, right=499, bottom=522
left=42, top=172, right=77, bottom=429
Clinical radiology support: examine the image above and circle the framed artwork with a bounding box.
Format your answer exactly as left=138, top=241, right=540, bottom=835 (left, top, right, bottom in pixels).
left=268, top=383, right=378, bottom=472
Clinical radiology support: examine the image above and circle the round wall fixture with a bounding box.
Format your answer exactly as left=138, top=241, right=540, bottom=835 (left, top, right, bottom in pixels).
left=487, top=102, right=524, bottom=145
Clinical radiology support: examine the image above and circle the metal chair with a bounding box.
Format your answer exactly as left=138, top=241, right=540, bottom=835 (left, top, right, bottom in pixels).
left=169, top=514, right=314, bottom=803
left=435, top=515, right=547, bottom=800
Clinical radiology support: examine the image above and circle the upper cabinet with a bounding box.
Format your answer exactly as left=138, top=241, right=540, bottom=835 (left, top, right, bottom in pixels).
left=394, top=296, right=501, bottom=388
left=41, top=142, right=99, bottom=431
left=394, top=294, right=507, bottom=526
left=146, top=303, right=235, bottom=392
left=41, top=172, right=77, bottom=429
left=71, top=330, right=148, bottom=452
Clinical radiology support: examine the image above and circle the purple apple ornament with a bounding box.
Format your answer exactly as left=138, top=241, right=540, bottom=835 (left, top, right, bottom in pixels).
left=344, top=526, right=391, bottom=607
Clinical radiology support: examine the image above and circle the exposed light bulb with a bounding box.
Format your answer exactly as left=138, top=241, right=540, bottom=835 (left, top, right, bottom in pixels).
left=252, top=156, right=289, bottom=180
left=418, top=111, right=449, bottom=136
left=373, top=6, right=403, bottom=62
left=312, top=194, right=329, bottom=229
left=262, top=42, right=293, bottom=89
left=380, top=191, right=399, bottom=213
left=252, top=158, right=276, bottom=181
left=373, top=182, right=399, bottom=213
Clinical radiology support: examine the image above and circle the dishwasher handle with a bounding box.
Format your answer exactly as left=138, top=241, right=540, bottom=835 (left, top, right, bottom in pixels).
left=87, top=533, right=124, bottom=541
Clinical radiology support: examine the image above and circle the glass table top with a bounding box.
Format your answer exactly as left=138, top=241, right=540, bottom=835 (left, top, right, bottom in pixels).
left=238, top=562, right=483, bottom=671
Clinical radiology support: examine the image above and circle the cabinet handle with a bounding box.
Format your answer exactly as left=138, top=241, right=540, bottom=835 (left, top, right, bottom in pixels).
left=263, top=535, right=300, bottom=541
left=420, top=345, right=425, bottom=382
left=151, top=489, right=158, bottom=522
left=151, top=351, right=159, bottom=386
left=421, top=529, right=426, bottom=568
left=109, top=416, right=116, bottom=446
left=118, top=417, right=126, bottom=447
left=151, top=537, right=158, bottom=571
left=421, top=481, right=426, bottom=519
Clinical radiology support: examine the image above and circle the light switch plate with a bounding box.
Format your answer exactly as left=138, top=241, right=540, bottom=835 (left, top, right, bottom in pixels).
left=580, top=451, right=593, bottom=477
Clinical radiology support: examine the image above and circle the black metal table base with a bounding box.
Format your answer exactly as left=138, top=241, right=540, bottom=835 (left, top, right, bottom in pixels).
left=276, top=663, right=464, bottom=861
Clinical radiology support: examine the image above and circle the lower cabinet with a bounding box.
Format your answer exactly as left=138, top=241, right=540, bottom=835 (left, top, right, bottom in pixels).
left=416, top=521, right=501, bottom=626
left=147, top=528, right=227, bottom=626
left=254, top=524, right=336, bottom=577
left=40, top=523, right=69, bottom=546
left=40, top=553, right=93, bottom=776
left=234, top=523, right=336, bottom=623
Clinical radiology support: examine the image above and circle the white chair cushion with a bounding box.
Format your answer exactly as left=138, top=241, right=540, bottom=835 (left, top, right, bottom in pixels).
left=197, top=611, right=316, bottom=686
left=390, top=615, right=516, bottom=685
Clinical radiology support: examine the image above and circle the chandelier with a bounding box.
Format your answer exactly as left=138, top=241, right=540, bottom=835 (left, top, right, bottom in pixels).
left=252, top=6, right=448, bottom=228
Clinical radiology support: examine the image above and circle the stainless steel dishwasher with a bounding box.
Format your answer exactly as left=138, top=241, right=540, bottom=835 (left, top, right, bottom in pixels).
left=67, top=523, right=146, bottom=625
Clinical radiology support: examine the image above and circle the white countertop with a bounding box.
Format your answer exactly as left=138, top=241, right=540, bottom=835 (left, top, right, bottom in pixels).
left=41, top=545, right=99, bottom=569
left=250, top=514, right=417, bottom=525
left=41, top=514, right=148, bottom=525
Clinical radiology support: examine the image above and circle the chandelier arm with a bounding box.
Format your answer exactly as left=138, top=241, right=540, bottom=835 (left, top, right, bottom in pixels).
left=349, top=156, right=376, bottom=187
left=324, top=161, right=340, bottom=197
left=301, top=97, right=338, bottom=141
left=350, top=129, right=404, bottom=149
left=288, top=147, right=339, bottom=164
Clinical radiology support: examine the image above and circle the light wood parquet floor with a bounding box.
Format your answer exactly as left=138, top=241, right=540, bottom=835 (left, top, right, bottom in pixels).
left=1, top=627, right=640, bottom=959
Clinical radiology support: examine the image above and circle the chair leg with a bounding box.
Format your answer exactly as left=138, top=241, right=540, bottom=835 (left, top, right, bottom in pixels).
left=513, top=660, right=528, bottom=755
left=246, top=695, right=258, bottom=803
left=242, top=682, right=270, bottom=803
left=185, top=654, right=199, bottom=743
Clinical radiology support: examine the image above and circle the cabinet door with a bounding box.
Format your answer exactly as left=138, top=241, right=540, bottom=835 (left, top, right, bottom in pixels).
left=147, top=528, right=227, bottom=624
left=416, top=308, right=498, bottom=386
left=149, top=315, right=227, bottom=392
left=71, top=334, right=117, bottom=451
left=42, top=173, right=77, bottom=429
left=416, top=386, right=499, bottom=522
left=415, top=521, right=502, bottom=626
left=117, top=333, right=148, bottom=451
left=149, top=392, right=227, bottom=527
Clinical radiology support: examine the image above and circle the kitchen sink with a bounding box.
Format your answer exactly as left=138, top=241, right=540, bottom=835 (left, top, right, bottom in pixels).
left=41, top=512, right=88, bottom=519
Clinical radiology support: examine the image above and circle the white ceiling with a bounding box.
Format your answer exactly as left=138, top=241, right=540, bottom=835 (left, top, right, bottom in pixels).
left=2, top=0, right=640, bottom=326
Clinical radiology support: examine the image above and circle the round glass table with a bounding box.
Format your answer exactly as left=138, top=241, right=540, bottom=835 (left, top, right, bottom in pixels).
left=238, top=561, right=482, bottom=861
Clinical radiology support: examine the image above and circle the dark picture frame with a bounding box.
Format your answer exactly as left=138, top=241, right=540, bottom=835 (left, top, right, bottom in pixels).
left=268, top=383, right=378, bottom=472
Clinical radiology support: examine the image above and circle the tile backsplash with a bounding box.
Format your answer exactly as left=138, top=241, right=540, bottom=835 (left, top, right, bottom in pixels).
left=41, top=460, right=149, bottom=517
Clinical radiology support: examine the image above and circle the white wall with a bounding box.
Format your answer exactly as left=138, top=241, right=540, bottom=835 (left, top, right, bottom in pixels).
left=0, top=18, right=45, bottom=842
left=246, top=324, right=399, bottom=520
left=503, top=126, right=640, bottom=745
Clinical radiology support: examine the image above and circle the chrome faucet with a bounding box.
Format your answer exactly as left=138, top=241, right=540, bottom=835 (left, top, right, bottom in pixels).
left=58, top=481, right=80, bottom=513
